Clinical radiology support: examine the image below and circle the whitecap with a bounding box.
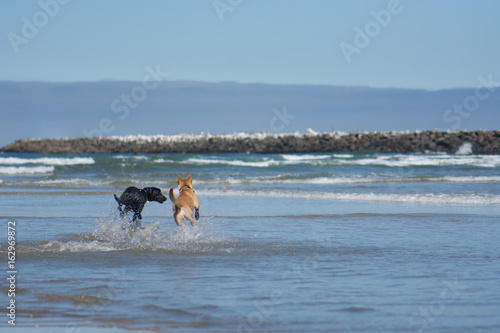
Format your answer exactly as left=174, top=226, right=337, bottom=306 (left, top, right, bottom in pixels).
left=184, top=157, right=275, bottom=168
left=36, top=178, right=94, bottom=186
left=0, top=165, right=54, bottom=175
left=280, top=154, right=331, bottom=161
left=112, top=155, right=148, bottom=160
left=333, top=154, right=500, bottom=168
left=197, top=189, right=500, bottom=206
left=439, top=176, right=500, bottom=183
left=0, top=156, right=95, bottom=166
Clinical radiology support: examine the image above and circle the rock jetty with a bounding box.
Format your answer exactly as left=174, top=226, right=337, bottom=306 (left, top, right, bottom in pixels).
left=1, top=130, right=499, bottom=155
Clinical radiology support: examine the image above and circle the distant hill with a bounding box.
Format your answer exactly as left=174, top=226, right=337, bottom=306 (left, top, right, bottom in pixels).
left=1, top=80, right=499, bottom=146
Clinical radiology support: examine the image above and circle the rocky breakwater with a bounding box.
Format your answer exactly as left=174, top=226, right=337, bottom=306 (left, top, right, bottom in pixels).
left=1, top=130, right=499, bottom=154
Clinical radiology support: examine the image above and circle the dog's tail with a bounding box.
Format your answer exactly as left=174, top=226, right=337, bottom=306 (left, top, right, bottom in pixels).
left=169, top=188, right=182, bottom=209
left=114, top=194, right=121, bottom=204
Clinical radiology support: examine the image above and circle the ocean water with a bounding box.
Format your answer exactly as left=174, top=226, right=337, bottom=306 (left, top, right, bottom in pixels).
left=1, top=150, right=499, bottom=332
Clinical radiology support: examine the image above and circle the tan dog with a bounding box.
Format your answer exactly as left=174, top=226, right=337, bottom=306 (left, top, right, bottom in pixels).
left=169, top=173, right=200, bottom=227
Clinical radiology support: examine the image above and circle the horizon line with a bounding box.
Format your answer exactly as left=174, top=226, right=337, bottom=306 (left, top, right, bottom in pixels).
left=0, top=79, right=494, bottom=92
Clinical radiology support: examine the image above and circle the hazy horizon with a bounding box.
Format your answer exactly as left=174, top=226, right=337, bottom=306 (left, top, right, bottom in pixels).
left=2, top=80, right=499, bottom=146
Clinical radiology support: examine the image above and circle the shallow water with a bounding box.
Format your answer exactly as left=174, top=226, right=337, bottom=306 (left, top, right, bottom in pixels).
left=1, top=152, right=499, bottom=332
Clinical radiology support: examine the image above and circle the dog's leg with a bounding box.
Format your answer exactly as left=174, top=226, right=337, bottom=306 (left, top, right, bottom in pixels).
left=130, top=202, right=145, bottom=229
left=117, top=204, right=125, bottom=217
left=188, top=215, right=197, bottom=226
left=194, top=197, right=200, bottom=221
left=173, top=210, right=184, bottom=228
left=131, top=212, right=143, bottom=229
left=114, top=194, right=125, bottom=217
left=184, top=209, right=197, bottom=226
left=137, top=202, right=145, bottom=220
left=132, top=213, right=138, bottom=227
left=121, top=206, right=133, bottom=219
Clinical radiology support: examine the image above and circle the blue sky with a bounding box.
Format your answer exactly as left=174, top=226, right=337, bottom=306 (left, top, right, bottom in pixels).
left=1, top=0, right=500, bottom=146
left=2, top=0, right=500, bottom=89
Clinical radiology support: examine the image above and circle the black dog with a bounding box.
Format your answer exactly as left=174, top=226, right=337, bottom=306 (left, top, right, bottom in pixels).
left=114, top=187, right=167, bottom=228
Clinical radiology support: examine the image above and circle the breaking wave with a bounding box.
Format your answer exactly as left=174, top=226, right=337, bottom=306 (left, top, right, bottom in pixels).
left=164, top=154, right=500, bottom=168
left=0, top=165, right=55, bottom=175
left=0, top=156, right=95, bottom=165
left=3, top=174, right=500, bottom=188
left=0, top=156, right=95, bottom=175
left=198, top=189, right=500, bottom=205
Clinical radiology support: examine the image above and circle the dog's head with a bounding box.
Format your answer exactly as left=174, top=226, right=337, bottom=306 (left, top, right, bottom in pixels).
left=144, top=187, right=167, bottom=203
left=177, top=172, right=194, bottom=190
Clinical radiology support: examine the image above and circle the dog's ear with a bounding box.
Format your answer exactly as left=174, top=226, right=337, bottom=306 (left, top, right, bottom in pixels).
left=187, top=172, right=192, bottom=181
left=177, top=173, right=181, bottom=183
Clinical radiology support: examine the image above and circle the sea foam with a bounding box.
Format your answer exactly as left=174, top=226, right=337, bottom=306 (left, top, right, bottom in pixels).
left=0, top=156, right=95, bottom=165
left=198, top=189, right=500, bottom=206
left=0, top=165, right=54, bottom=175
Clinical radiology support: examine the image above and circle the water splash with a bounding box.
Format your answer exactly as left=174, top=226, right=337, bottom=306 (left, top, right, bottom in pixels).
left=92, top=210, right=158, bottom=249
left=456, top=142, right=473, bottom=155
left=24, top=210, right=233, bottom=253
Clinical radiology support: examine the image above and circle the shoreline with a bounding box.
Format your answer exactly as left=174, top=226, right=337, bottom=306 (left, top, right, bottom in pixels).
left=1, top=130, right=499, bottom=154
